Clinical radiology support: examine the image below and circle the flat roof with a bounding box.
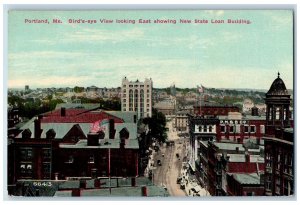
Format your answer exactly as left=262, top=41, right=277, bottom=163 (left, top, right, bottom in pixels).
left=229, top=173, right=261, bottom=185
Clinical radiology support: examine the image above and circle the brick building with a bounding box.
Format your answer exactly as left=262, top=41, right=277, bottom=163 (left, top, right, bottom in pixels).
left=193, top=105, right=239, bottom=116
left=8, top=107, right=140, bottom=185
left=218, top=111, right=266, bottom=143
left=263, top=73, right=294, bottom=196
left=206, top=141, right=265, bottom=196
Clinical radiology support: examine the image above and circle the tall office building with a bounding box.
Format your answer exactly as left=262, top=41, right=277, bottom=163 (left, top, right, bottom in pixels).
left=121, top=77, right=153, bottom=119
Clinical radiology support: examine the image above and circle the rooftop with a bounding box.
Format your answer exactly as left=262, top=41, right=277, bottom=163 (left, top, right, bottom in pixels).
left=55, top=103, right=100, bottom=110
left=266, top=72, right=289, bottom=96
left=41, top=109, right=124, bottom=123
left=229, top=173, right=262, bottom=185
left=213, top=142, right=245, bottom=152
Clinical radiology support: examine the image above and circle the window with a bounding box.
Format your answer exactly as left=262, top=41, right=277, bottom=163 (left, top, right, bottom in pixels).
left=20, top=148, right=33, bottom=161
left=260, top=125, right=265, bottom=134
left=250, top=125, right=256, bottom=133
left=276, top=107, right=280, bottom=120
left=229, top=126, right=234, bottom=133
left=284, top=180, right=291, bottom=196
left=220, top=125, right=226, bottom=133
left=266, top=175, right=272, bottom=191
left=42, top=148, right=51, bottom=160
left=277, top=153, right=281, bottom=170
left=209, top=126, right=212, bottom=132
left=42, top=163, right=51, bottom=178
left=199, top=126, right=202, bottom=132
left=204, top=125, right=207, bottom=132
left=235, top=126, right=240, bottom=133
left=275, top=178, right=281, bottom=195
left=20, top=163, right=33, bottom=175
left=244, top=125, right=249, bottom=133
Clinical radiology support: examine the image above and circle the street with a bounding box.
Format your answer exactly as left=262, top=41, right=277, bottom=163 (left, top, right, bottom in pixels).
left=152, top=118, right=188, bottom=196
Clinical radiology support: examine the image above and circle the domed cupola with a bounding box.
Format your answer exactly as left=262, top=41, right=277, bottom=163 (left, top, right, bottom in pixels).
left=265, top=72, right=291, bottom=136
left=266, top=72, right=289, bottom=96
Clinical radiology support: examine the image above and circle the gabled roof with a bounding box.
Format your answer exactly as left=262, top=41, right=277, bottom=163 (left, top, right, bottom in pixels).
left=41, top=109, right=123, bottom=123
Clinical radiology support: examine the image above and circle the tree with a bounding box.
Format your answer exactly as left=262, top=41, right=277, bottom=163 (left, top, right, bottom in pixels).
left=74, top=86, right=84, bottom=93
left=142, top=108, right=167, bottom=143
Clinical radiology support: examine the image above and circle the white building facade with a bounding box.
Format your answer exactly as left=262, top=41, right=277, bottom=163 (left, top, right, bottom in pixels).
left=121, top=77, right=153, bottom=119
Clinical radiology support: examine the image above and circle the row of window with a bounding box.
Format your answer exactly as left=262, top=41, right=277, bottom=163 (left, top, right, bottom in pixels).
left=19, top=162, right=50, bottom=178
left=19, top=148, right=51, bottom=161
left=195, top=125, right=215, bottom=133
left=124, top=84, right=150, bottom=88
left=123, top=88, right=151, bottom=93
left=268, top=107, right=289, bottom=120
left=123, top=93, right=150, bottom=98
left=266, top=152, right=293, bottom=175
left=220, top=125, right=265, bottom=134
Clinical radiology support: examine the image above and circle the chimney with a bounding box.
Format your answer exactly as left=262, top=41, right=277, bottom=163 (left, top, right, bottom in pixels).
left=131, top=177, right=136, bottom=187
left=120, top=139, right=125, bottom=149
left=141, top=186, right=148, bottom=196
left=245, top=153, right=250, bottom=163
left=61, top=107, right=66, bottom=117
left=22, top=129, right=32, bottom=139
left=87, top=132, right=100, bottom=146
left=109, top=119, right=116, bottom=139
left=72, top=189, right=81, bottom=197
left=34, top=118, right=42, bottom=138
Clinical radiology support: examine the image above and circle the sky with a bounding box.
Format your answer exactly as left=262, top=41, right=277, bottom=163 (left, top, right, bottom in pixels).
left=8, top=10, right=294, bottom=89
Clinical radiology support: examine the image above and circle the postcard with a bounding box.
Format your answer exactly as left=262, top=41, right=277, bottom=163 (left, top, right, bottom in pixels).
left=6, top=9, right=294, bottom=198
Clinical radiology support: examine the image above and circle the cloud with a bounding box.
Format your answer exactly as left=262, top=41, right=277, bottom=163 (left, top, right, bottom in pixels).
left=64, top=27, right=145, bottom=43
left=201, top=64, right=293, bottom=90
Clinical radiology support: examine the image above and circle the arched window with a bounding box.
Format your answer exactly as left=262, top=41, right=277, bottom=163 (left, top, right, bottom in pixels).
left=209, top=126, right=213, bottom=132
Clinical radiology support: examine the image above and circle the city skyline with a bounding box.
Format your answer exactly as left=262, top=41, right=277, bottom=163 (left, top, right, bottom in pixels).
left=8, top=10, right=293, bottom=89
